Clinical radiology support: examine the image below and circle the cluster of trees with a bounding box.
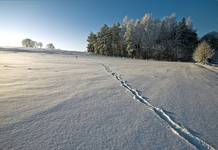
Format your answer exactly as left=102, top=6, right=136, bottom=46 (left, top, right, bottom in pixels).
left=87, top=13, right=199, bottom=61
left=22, top=39, right=43, bottom=48
left=22, top=38, right=55, bottom=49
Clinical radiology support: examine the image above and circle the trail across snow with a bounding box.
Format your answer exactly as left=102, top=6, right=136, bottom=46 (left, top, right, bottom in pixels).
left=102, top=64, right=215, bottom=150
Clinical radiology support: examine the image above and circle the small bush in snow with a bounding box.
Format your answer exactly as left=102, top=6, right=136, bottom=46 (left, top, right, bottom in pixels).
left=193, top=41, right=214, bottom=64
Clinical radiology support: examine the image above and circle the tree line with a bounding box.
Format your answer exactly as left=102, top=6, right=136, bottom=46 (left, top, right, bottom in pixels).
left=87, top=13, right=199, bottom=61
left=22, top=38, right=55, bottom=49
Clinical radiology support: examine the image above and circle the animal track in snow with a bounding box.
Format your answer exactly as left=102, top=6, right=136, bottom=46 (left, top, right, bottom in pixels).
left=102, top=64, right=215, bottom=150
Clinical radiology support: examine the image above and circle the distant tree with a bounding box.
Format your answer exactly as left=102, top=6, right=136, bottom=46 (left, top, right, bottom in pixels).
left=37, top=42, right=43, bottom=48
left=22, top=39, right=38, bottom=48
left=31, top=41, right=37, bottom=48
left=193, top=41, right=215, bottom=64
left=22, top=38, right=32, bottom=48
left=46, top=43, right=55, bottom=49
left=201, top=31, right=218, bottom=50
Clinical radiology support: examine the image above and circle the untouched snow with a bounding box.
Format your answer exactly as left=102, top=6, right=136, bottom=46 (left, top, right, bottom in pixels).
left=0, top=49, right=217, bottom=149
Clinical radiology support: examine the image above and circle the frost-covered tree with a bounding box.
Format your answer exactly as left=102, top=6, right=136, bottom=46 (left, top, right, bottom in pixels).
left=185, top=17, right=193, bottom=29
left=193, top=41, right=214, bottom=64
left=119, top=16, right=129, bottom=56
left=140, top=14, right=152, bottom=58
left=87, top=13, right=198, bottom=61
left=124, top=20, right=136, bottom=57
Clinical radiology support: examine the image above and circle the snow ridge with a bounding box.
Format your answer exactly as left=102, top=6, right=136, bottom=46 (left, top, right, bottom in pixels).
left=102, top=64, right=215, bottom=150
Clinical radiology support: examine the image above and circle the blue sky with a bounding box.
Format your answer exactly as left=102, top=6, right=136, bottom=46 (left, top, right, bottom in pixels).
left=0, top=0, right=217, bottom=51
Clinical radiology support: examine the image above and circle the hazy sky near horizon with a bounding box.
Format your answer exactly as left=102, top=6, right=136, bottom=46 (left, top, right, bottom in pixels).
left=0, top=0, right=217, bottom=51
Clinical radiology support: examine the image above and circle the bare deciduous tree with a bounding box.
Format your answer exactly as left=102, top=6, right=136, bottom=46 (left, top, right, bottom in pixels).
left=193, top=41, right=215, bottom=64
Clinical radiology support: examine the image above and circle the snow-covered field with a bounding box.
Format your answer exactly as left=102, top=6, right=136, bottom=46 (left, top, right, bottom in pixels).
left=0, top=49, right=217, bottom=150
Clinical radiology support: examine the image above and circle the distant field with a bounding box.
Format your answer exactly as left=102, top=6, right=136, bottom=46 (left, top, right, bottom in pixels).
left=0, top=49, right=217, bottom=149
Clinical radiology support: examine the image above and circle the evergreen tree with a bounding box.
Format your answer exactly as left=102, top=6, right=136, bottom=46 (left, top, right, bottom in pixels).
left=95, top=24, right=112, bottom=55
left=111, top=23, right=121, bottom=56
left=87, top=32, right=97, bottom=53
left=134, top=20, right=143, bottom=58
left=158, top=14, right=177, bottom=60
left=175, top=18, right=198, bottom=61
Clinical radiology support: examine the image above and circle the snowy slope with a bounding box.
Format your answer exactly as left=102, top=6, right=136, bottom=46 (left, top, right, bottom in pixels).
left=0, top=49, right=217, bottom=149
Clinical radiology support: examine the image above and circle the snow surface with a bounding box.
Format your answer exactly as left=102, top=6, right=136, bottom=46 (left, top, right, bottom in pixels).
left=0, top=49, right=217, bottom=149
